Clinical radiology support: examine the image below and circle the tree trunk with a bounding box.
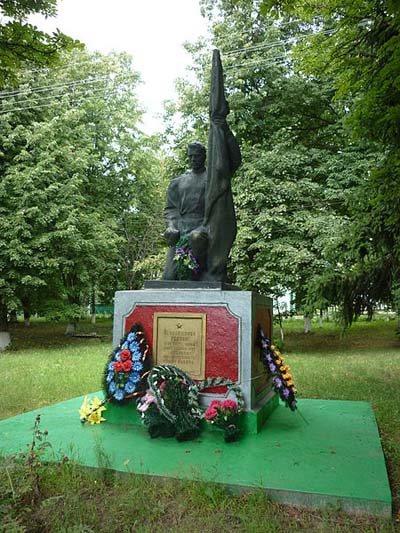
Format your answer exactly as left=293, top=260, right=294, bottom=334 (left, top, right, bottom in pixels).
left=304, top=315, right=312, bottom=334
left=24, top=310, right=31, bottom=327
left=65, top=323, right=76, bottom=336
left=0, top=301, right=8, bottom=331
left=90, top=285, right=96, bottom=325
left=0, top=301, right=10, bottom=350
left=274, top=299, right=284, bottom=343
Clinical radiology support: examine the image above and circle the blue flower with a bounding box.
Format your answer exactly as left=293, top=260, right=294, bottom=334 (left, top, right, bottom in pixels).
left=129, top=341, right=140, bottom=351
left=130, top=345, right=142, bottom=360
left=109, top=381, right=116, bottom=394
left=121, top=342, right=128, bottom=350
left=108, top=362, right=114, bottom=372
left=106, top=372, right=113, bottom=383
left=127, top=332, right=137, bottom=342
left=114, top=351, right=121, bottom=361
left=125, top=381, right=136, bottom=394
left=129, top=372, right=141, bottom=384
left=114, top=389, right=125, bottom=401
left=132, top=361, right=143, bottom=372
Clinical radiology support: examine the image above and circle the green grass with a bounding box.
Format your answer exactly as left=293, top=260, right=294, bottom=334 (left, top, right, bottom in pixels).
left=0, top=319, right=112, bottom=420
left=0, top=317, right=399, bottom=531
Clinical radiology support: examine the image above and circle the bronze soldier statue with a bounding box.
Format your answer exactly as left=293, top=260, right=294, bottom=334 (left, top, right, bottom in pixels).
left=163, top=50, right=241, bottom=282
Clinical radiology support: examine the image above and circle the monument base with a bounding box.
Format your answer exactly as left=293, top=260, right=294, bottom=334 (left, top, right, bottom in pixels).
left=113, top=286, right=277, bottom=432
left=0, top=396, right=391, bottom=517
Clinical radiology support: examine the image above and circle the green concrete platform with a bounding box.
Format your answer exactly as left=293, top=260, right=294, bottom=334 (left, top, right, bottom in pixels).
left=0, top=396, right=392, bottom=518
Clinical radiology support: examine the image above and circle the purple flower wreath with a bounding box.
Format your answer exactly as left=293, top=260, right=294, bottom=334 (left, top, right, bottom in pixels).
left=257, top=325, right=297, bottom=411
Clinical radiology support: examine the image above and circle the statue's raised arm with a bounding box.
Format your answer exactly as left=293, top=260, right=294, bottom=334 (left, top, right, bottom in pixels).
left=203, top=49, right=241, bottom=282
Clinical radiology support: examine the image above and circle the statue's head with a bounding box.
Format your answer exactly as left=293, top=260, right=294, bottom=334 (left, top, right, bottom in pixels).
left=187, top=142, right=206, bottom=172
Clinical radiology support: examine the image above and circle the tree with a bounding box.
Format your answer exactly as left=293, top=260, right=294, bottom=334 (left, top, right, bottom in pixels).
left=0, top=0, right=77, bottom=87
left=238, top=0, right=400, bottom=325
left=163, top=0, right=377, bottom=331
left=0, top=49, right=164, bottom=336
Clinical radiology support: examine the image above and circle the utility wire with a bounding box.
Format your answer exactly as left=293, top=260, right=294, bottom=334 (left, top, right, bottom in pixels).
left=223, top=28, right=335, bottom=57
left=0, top=83, right=114, bottom=108
left=1, top=27, right=335, bottom=100
left=0, top=86, right=126, bottom=115
left=225, top=55, right=288, bottom=71
left=0, top=74, right=119, bottom=100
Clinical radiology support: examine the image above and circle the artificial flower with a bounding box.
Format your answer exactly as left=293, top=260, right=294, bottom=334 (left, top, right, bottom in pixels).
left=79, top=396, right=91, bottom=420
left=137, top=389, right=157, bottom=413
left=114, top=389, right=125, bottom=401
left=132, top=361, right=143, bottom=371
left=113, top=360, right=123, bottom=372
left=125, top=381, right=137, bottom=394
left=120, top=349, right=131, bottom=362
left=205, top=406, right=218, bottom=420
left=122, top=360, right=133, bottom=372
left=129, top=372, right=141, bottom=383
left=221, top=399, right=238, bottom=410
left=79, top=396, right=106, bottom=424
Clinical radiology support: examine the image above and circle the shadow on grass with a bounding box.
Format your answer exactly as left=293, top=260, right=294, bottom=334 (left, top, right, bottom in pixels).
left=6, top=318, right=113, bottom=351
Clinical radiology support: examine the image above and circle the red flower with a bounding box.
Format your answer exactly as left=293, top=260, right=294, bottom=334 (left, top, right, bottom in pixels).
left=209, top=400, right=221, bottom=409
left=122, top=360, right=133, bottom=372
left=205, top=406, right=218, bottom=420
left=221, top=399, right=237, bottom=411
left=120, top=349, right=131, bottom=362
left=113, top=361, right=123, bottom=372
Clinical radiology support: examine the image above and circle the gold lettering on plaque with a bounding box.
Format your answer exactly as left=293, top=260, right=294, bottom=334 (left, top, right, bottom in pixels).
left=153, top=312, right=206, bottom=380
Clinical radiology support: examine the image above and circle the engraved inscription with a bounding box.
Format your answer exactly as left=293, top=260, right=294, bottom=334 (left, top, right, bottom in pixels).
left=153, top=313, right=206, bottom=380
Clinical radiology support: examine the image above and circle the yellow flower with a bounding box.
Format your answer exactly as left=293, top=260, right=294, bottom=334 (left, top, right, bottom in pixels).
left=275, top=358, right=282, bottom=365
left=282, top=373, right=292, bottom=381
left=79, top=396, right=106, bottom=424
left=275, top=350, right=281, bottom=356
left=87, top=409, right=106, bottom=425
left=291, top=387, right=297, bottom=393
left=271, top=345, right=276, bottom=350
left=280, top=365, right=289, bottom=372
left=91, top=396, right=105, bottom=410
left=286, top=380, right=294, bottom=387
left=79, top=396, right=91, bottom=420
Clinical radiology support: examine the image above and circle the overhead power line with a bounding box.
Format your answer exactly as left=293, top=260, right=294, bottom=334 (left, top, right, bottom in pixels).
left=0, top=74, right=118, bottom=100
left=224, top=55, right=288, bottom=71
left=223, top=28, right=336, bottom=57
left=0, top=86, right=127, bottom=115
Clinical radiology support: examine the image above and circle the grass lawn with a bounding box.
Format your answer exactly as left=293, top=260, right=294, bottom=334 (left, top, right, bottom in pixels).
left=0, top=316, right=399, bottom=531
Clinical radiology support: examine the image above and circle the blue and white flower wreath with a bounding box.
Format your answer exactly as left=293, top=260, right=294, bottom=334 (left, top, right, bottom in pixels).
left=103, top=323, right=151, bottom=404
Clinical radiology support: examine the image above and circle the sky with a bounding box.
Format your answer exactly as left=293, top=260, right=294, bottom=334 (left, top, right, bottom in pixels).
left=30, top=0, right=209, bottom=134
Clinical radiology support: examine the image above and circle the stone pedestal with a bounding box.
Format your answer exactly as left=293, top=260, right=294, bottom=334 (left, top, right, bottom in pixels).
left=113, top=284, right=278, bottom=432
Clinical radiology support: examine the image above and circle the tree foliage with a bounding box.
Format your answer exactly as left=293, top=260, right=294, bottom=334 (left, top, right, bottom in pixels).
left=239, top=0, right=400, bottom=323
left=0, top=0, right=77, bottom=87
left=0, top=49, right=165, bottom=329
left=164, top=0, right=379, bottom=321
